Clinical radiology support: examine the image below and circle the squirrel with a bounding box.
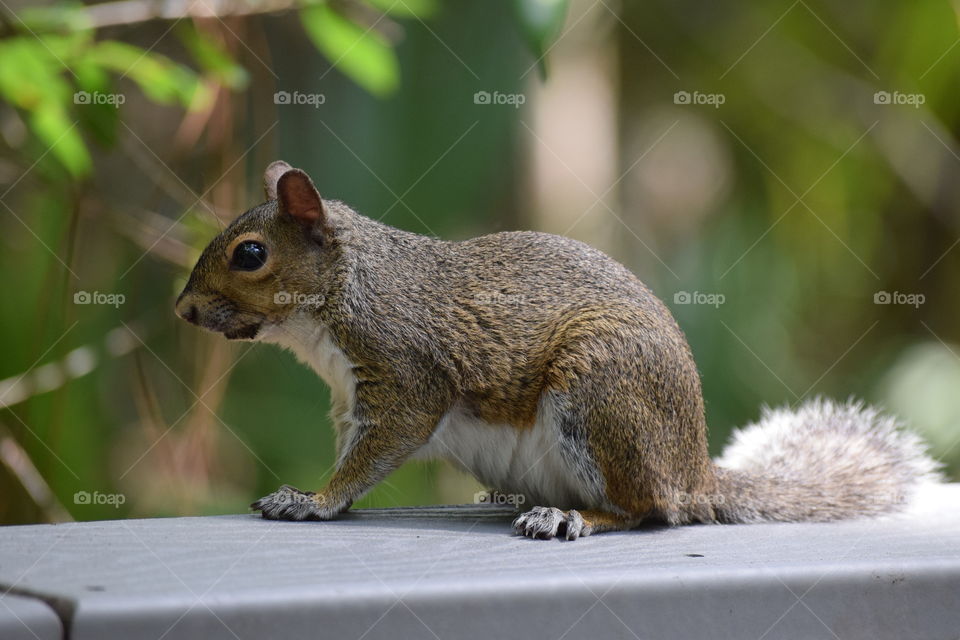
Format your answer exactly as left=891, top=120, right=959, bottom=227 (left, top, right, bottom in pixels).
left=175, top=160, right=941, bottom=540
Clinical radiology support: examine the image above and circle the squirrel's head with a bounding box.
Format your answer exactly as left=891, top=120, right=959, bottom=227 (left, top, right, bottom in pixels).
left=175, top=161, right=336, bottom=341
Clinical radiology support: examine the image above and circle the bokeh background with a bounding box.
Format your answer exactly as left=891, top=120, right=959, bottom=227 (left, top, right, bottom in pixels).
left=2, top=0, right=959, bottom=524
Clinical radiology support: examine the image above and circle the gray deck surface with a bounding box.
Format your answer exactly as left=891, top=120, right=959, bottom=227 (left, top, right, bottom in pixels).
left=1, top=484, right=959, bottom=640
left=0, top=594, right=62, bottom=640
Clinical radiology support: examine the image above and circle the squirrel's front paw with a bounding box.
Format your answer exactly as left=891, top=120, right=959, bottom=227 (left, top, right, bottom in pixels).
left=251, top=484, right=339, bottom=521
left=513, top=506, right=592, bottom=540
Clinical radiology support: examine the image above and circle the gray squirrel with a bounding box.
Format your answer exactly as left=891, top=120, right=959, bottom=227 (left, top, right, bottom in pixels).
left=175, top=161, right=940, bottom=539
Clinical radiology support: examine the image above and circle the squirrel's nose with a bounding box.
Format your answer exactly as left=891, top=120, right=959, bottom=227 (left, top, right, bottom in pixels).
left=181, top=304, right=198, bottom=324
left=175, top=294, right=200, bottom=325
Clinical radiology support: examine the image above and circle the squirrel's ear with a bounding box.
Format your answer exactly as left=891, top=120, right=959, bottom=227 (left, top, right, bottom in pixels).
left=263, top=160, right=293, bottom=200
left=277, top=169, right=326, bottom=230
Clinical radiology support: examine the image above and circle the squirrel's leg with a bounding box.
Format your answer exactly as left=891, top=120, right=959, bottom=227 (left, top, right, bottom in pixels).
left=252, top=381, right=445, bottom=521
left=513, top=316, right=716, bottom=539
left=513, top=507, right=639, bottom=540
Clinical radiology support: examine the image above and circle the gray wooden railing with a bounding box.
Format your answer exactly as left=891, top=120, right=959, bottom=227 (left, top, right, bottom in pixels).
left=2, top=484, right=959, bottom=640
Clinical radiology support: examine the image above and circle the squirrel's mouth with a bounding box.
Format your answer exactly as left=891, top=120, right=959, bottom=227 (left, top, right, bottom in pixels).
left=223, top=322, right=261, bottom=341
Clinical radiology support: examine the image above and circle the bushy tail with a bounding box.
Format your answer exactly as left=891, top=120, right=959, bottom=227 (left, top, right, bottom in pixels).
left=712, top=398, right=942, bottom=523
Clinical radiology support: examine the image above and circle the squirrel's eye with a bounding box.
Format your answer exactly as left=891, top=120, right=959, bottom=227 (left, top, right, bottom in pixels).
left=231, top=241, right=268, bottom=271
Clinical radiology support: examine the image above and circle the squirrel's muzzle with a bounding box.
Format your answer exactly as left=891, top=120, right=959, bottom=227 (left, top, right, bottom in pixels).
left=175, top=288, right=263, bottom=341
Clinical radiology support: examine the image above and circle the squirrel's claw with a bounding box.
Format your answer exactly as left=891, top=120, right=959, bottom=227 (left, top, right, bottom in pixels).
left=513, top=506, right=591, bottom=540
left=251, top=484, right=331, bottom=521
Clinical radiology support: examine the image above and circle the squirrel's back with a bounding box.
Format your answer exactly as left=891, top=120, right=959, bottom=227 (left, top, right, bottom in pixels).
left=340, top=221, right=664, bottom=313
left=448, top=230, right=658, bottom=306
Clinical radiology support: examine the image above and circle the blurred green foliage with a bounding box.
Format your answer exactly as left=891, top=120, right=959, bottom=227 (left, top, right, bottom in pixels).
left=1, top=0, right=958, bottom=525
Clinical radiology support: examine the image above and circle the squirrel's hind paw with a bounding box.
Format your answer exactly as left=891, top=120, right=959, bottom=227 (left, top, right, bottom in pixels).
left=513, top=506, right=591, bottom=540
left=251, top=484, right=330, bottom=521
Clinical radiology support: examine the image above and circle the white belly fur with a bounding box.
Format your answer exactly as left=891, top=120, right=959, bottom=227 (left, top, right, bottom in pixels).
left=417, top=397, right=606, bottom=509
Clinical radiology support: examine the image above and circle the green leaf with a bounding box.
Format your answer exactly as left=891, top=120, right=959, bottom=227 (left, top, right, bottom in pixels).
left=300, top=4, right=400, bottom=97
left=30, top=104, right=90, bottom=176
left=73, top=58, right=110, bottom=92
left=87, top=41, right=210, bottom=109
left=0, top=38, right=90, bottom=175
left=513, top=0, right=570, bottom=79
left=366, top=0, right=438, bottom=17
left=32, top=32, right=94, bottom=67
left=0, top=40, right=56, bottom=110
left=176, top=24, right=250, bottom=90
